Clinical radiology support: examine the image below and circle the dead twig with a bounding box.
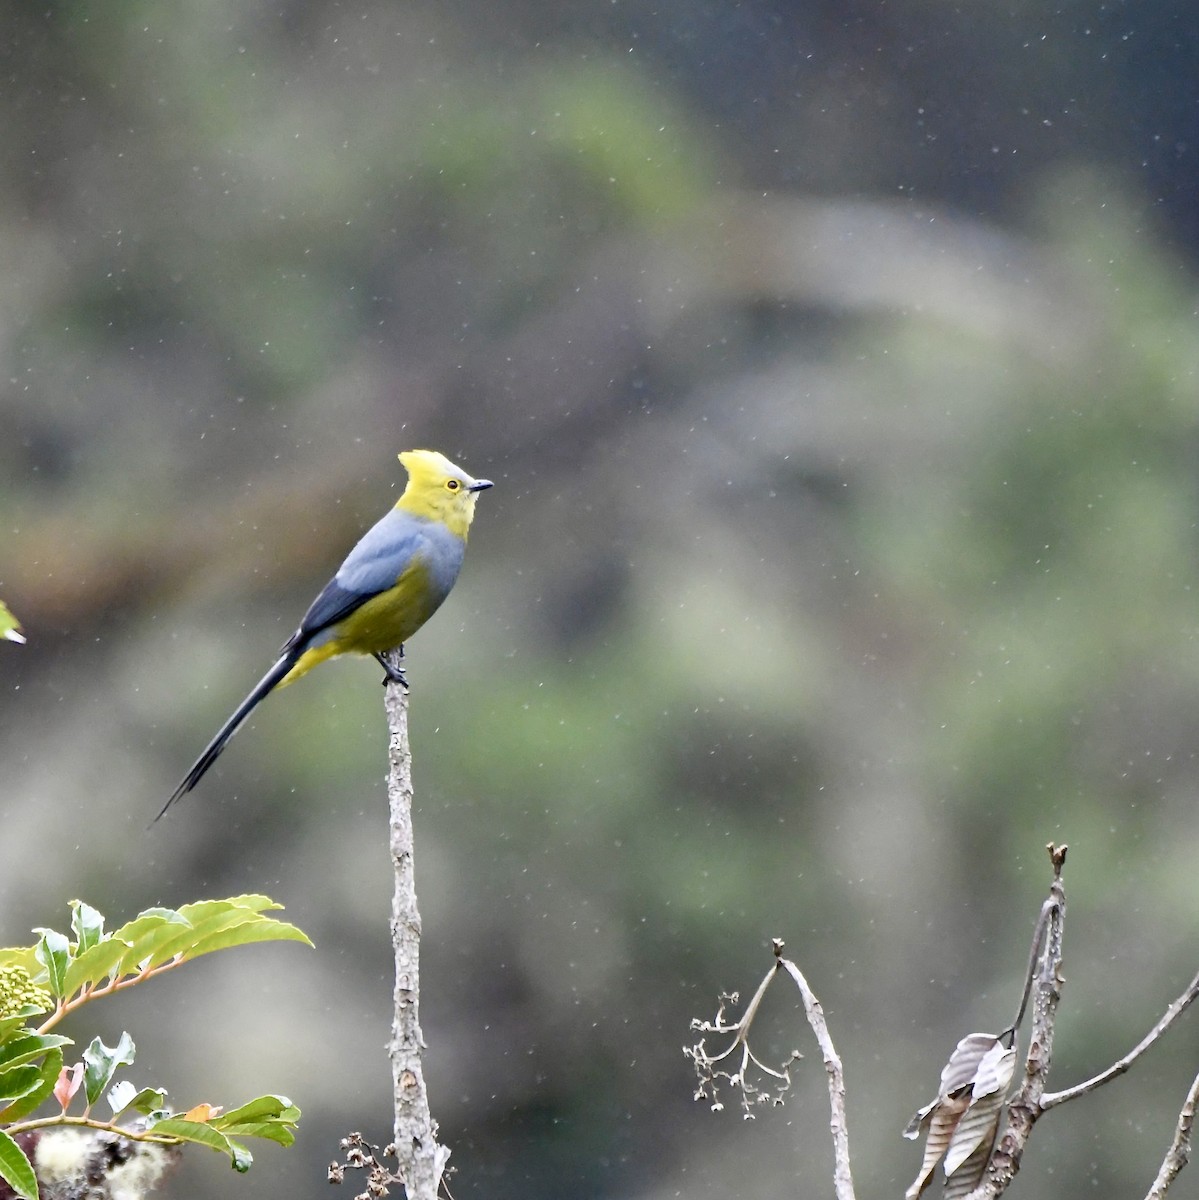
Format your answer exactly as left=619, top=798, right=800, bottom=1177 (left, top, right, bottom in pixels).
left=685, top=939, right=855, bottom=1200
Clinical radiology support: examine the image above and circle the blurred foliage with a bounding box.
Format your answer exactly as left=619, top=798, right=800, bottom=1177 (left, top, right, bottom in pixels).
left=0, top=602, right=23, bottom=644
left=0, top=898, right=307, bottom=1196
left=2, top=4, right=1199, bottom=1200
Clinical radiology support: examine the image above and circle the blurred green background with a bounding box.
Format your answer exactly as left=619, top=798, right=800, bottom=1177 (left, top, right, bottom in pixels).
left=4, top=2, right=1199, bottom=1197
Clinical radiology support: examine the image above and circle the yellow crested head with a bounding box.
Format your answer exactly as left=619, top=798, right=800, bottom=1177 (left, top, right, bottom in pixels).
left=396, top=449, right=493, bottom=538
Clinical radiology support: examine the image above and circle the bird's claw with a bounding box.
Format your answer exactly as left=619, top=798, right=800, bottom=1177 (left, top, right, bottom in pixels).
left=374, top=651, right=409, bottom=689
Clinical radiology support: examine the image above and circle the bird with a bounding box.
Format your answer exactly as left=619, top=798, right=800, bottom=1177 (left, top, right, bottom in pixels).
left=158, top=449, right=493, bottom=819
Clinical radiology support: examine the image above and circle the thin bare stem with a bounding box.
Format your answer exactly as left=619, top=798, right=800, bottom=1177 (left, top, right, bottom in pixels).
left=6, top=1113, right=179, bottom=1144
left=1144, top=1070, right=1199, bottom=1200
left=1041, top=966, right=1199, bottom=1110
left=36, top=957, right=190, bottom=1035
left=383, top=654, right=447, bottom=1199
left=773, top=941, right=856, bottom=1200
left=965, top=843, right=1068, bottom=1200
left=1003, top=896, right=1055, bottom=1042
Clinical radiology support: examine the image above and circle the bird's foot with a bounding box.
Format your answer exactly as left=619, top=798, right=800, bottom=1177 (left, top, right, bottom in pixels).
left=374, top=650, right=409, bottom=689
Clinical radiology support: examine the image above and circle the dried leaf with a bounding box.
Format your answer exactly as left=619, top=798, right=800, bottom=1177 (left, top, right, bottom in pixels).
left=903, top=1098, right=937, bottom=1141
left=971, top=1040, right=1016, bottom=1100
left=940, top=1033, right=1003, bottom=1093
left=945, top=1131, right=998, bottom=1200
left=944, top=1043, right=1014, bottom=1178
left=904, top=1033, right=1012, bottom=1200
left=183, top=1102, right=221, bottom=1123
left=905, top=1090, right=970, bottom=1199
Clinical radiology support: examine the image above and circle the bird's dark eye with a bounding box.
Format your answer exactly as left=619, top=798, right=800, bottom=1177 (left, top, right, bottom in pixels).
left=446, top=479, right=461, bottom=491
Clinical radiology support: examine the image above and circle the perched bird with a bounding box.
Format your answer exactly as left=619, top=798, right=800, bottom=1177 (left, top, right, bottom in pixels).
left=159, top=449, right=492, bottom=818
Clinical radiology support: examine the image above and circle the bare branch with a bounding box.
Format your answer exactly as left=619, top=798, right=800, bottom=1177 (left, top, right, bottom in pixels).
left=963, top=843, right=1068, bottom=1200
left=1144, top=1070, right=1199, bottom=1200
left=684, top=939, right=854, bottom=1200
left=1041, top=967, right=1199, bottom=1111
left=773, top=940, right=856, bottom=1200
left=383, top=655, right=449, bottom=1199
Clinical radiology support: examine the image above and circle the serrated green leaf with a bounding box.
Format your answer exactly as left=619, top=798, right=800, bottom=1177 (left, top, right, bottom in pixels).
left=114, top=908, right=185, bottom=931
left=188, top=920, right=313, bottom=959
left=0, top=1046, right=62, bottom=1122
left=0, top=1127, right=37, bottom=1200
left=69, top=902, right=104, bottom=954
left=83, top=1032, right=135, bottom=1107
left=61, top=938, right=133, bottom=997
left=0, top=949, right=40, bottom=977
left=111, top=916, right=183, bottom=977
left=108, top=912, right=185, bottom=949
left=150, top=1117, right=253, bottom=1170
left=32, top=930, right=70, bottom=998
left=178, top=896, right=281, bottom=921
left=213, top=1095, right=300, bottom=1148
left=214, top=1094, right=296, bottom=1125
left=0, top=1065, right=42, bottom=1107
left=145, top=906, right=277, bottom=962
left=0, top=1018, right=33, bottom=1045
left=0, top=1033, right=72, bottom=1071
left=138, top=907, right=308, bottom=972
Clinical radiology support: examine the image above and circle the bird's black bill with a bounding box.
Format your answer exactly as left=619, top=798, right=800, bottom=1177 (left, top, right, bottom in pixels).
left=468, top=479, right=493, bottom=492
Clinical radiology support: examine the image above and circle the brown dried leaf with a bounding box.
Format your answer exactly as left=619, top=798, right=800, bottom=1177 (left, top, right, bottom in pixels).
left=903, top=1098, right=937, bottom=1141
left=940, top=1033, right=1003, bottom=1093
left=944, top=1043, right=1015, bottom=1177
left=944, top=1124, right=999, bottom=1200
left=905, top=1090, right=970, bottom=1200
left=970, top=1039, right=1016, bottom=1101
left=903, top=1034, right=1011, bottom=1200
left=946, top=1088, right=1005, bottom=1177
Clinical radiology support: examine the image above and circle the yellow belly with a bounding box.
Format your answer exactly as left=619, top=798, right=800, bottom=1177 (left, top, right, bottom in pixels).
left=280, top=561, right=443, bottom=686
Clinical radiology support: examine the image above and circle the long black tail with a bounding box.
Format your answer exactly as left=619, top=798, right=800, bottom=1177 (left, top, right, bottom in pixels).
left=156, top=649, right=300, bottom=821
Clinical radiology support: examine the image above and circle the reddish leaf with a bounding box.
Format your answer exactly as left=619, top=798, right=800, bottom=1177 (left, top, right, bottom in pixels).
left=54, top=1061, right=83, bottom=1111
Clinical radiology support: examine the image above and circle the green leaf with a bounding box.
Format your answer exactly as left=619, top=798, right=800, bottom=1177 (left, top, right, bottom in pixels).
left=83, top=1032, right=135, bottom=1107
left=0, top=1047, right=62, bottom=1122
left=178, top=896, right=282, bottom=920
left=60, top=899, right=310, bottom=1000
left=0, top=1128, right=37, bottom=1199
left=108, top=1082, right=166, bottom=1118
left=0, top=602, right=25, bottom=646
left=109, top=914, right=185, bottom=977
left=0, top=1033, right=73, bottom=1072
left=0, top=1018, right=33, bottom=1045
left=32, top=930, right=70, bottom=998
left=109, top=910, right=185, bottom=944
left=0, top=1065, right=42, bottom=1107
left=61, top=938, right=132, bottom=997
left=135, top=902, right=311, bottom=973
left=0, top=949, right=40, bottom=977
left=140, top=909, right=272, bottom=969
left=213, top=1095, right=300, bottom=1147
left=188, top=919, right=312, bottom=958
left=221, top=1121, right=296, bottom=1148
left=214, top=1094, right=296, bottom=1125
left=69, top=902, right=104, bottom=954
left=150, top=1118, right=253, bottom=1171
left=114, top=907, right=185, bottom=930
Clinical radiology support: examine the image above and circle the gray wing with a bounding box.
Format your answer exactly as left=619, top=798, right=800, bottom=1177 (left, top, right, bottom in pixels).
left=292, top=508, right=438, bottom=643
